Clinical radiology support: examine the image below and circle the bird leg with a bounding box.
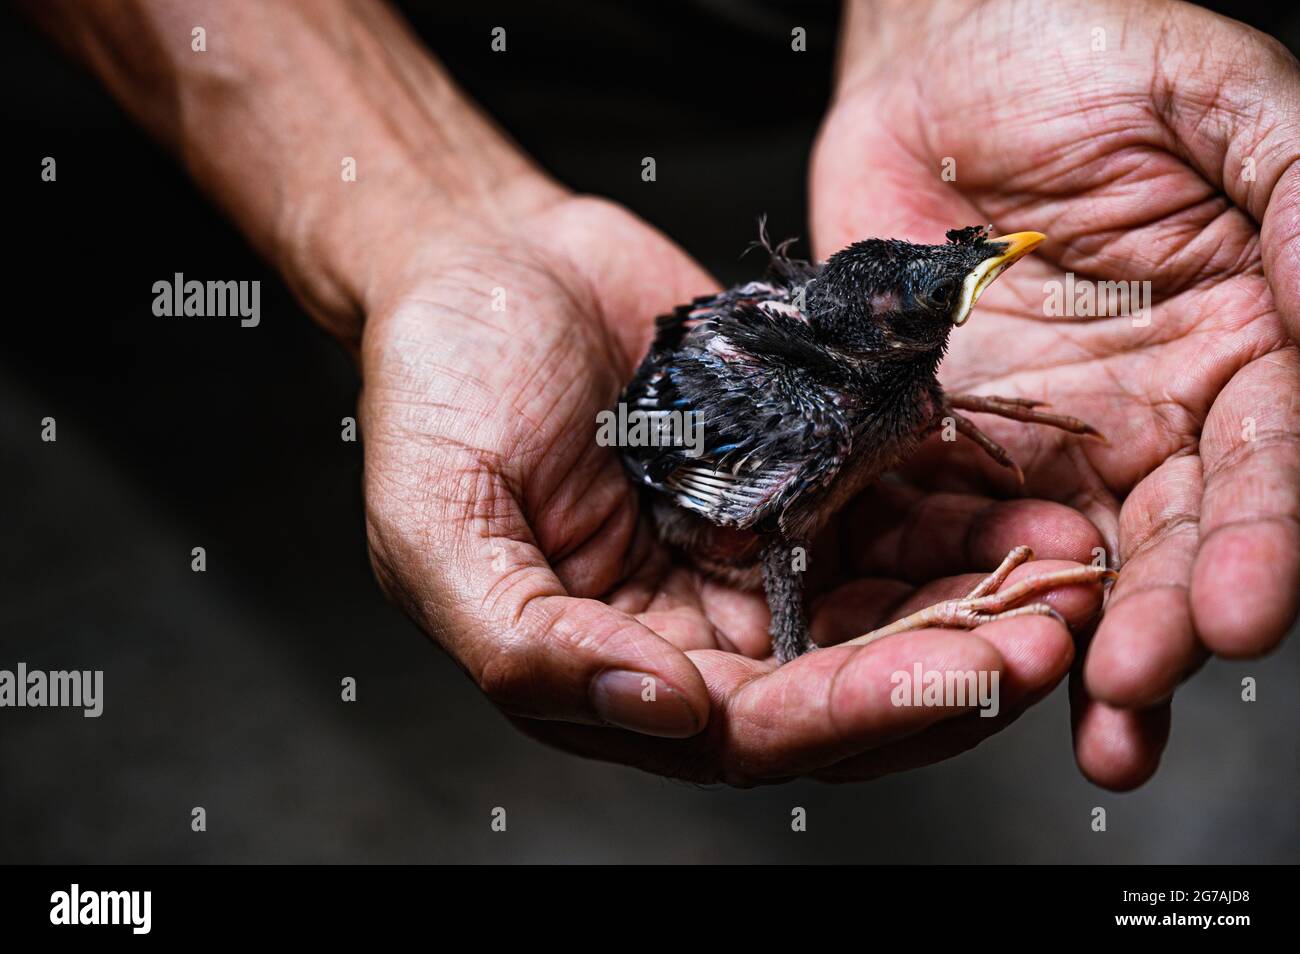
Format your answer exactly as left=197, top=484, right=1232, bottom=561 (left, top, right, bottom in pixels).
left=841, top=546, right=1116, bottom=649
left=762, top=537, right=813, bottom=663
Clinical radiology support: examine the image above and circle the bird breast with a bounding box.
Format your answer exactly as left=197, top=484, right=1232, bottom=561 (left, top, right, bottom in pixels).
left=783, top=381, right=941, bottom=540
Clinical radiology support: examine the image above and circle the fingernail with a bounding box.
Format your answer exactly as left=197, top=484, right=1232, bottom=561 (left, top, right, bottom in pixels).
left=590, top=669, right=700, bottom=738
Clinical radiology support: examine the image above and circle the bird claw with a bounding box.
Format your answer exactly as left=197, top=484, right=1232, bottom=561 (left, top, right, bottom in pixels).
left=944, top=394, right=1108, bottom=472
left=841, top=546, right=1116, bottom=649
left=949, top=392, right=1107, bottom=442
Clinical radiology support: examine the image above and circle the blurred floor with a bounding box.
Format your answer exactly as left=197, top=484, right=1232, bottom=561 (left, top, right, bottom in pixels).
left=1, top=1, right=1297, bottom=863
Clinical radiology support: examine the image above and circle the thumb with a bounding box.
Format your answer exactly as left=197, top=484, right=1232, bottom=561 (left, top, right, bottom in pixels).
left=365, top=472, right=710, bottom=739
left=480, top=590, right=710, bottom=738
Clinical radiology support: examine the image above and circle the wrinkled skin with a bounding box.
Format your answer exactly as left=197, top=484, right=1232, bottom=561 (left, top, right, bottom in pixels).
left=812, top=0, right=1300, bottom=787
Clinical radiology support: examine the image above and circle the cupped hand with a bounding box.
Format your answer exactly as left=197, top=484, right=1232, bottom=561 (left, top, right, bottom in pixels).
left=358, top=191, right=1109, bottom=784
left=812, top=0, right=1300, bottom=788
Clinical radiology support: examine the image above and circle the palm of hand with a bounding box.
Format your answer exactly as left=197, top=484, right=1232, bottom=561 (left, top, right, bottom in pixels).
left=812, top=0, right=1300, bottom=787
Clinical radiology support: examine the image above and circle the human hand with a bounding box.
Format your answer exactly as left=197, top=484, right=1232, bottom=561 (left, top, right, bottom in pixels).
left=357, top=184, right=1116, bottom=784
left=812, top=0, right=1300, bottom=788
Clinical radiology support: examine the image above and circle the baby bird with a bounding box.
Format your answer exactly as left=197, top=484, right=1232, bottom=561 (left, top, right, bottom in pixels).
left=618, top=224, right=1114, bottom=663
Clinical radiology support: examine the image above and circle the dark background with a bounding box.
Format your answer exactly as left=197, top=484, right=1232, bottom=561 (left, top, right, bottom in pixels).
left=1, top=1, right=1296, bottom=863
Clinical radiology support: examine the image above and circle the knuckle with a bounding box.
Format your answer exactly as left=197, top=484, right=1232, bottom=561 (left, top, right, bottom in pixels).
left=475, top=636, right=542, bottom=714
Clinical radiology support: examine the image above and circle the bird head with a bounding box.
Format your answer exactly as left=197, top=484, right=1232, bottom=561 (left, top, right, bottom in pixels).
left=808, top=225, right=1045, bottom=356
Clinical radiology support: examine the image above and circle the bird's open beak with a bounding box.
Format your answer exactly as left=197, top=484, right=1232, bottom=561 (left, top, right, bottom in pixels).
left=951, top=231, right=1046, bottom=326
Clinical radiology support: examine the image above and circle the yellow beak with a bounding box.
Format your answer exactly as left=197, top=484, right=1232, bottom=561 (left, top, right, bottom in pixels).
left=951, top=231, right=1046, bottom=326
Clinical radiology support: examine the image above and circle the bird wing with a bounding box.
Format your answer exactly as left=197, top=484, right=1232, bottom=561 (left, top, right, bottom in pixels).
left=622, top=303, right=852, bottom=533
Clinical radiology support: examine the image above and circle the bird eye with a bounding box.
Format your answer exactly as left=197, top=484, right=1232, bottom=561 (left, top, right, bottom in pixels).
left=929, top=277, right=958, bottom=305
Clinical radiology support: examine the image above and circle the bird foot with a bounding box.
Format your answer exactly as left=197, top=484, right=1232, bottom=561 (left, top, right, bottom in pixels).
left=841, top=545, right=1116, bottom=649
left=949, top=393, right=1107, bottom=440
left=943, top=394, right=1107, bottom=484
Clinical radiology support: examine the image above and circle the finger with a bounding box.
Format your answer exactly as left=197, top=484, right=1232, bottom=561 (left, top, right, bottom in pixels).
left=1260, top=158, right=1300, bottom=343
left=1084, top=455, right=1203, bottom=708
left=814, top=614, right=1075, bottom=781
left=890, top=418, right=1126, bottom=567
left=617, top=559, right=737, bottom=653
left=527, top=639, right=1011, bottom=784
left=1070, top=673, right=1171, bottom=791
left=718, top=631, right=1005, bottom=780
left=813, top=708, right=1022, bottom=782
left=1152, top=10, right=1300, bottom=342
left=697, top=577, right=773, bottom=658
left=838, top=483, right=1105, bottom=582
left=466, top=581, right=713, bottom=739
left=364, top=458, right=710, bottom=738
left=516, top=624, right=1041, bottom=785
left=1190, top=350, right=1300, bottom=656
left=609, top=552, right=772, bottom=657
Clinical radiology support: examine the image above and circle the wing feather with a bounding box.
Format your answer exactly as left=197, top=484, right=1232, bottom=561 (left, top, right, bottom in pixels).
left=620, top=289, right=852, bottom=531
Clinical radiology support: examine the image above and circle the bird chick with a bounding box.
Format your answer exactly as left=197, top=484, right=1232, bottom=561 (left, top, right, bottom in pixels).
left=617, top=224, right=1113, bottom=663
